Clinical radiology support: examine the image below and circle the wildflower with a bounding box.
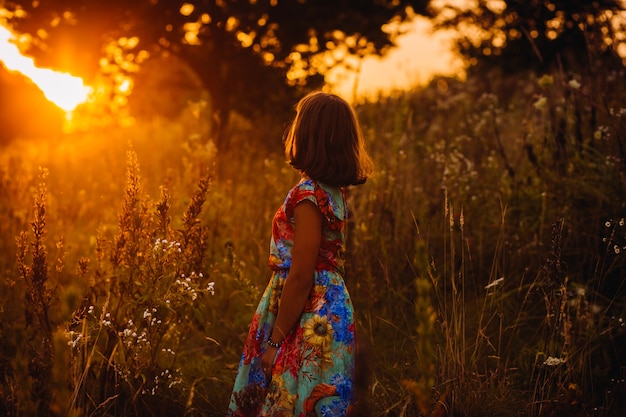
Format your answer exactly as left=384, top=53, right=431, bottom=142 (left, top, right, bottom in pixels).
left=207, top=281, right=215, bottom=295
left=533, top=96, right=547, bottom=110
left=67, top=332, right=83, bottom=349
left=595, top=130, right=603, bottom=140
left=538, top=74, right=553, bottom=87
left=543, top=356, right=566, bottom=366
left=568, top=79, right=581, bottom=89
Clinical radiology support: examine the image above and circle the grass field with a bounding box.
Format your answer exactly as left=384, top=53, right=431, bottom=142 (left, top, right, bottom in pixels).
left=1, top=67, right=625, bottom=416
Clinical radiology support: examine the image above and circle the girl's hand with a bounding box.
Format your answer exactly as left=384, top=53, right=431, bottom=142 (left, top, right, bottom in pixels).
left=261, top=346, right=278, bottom=379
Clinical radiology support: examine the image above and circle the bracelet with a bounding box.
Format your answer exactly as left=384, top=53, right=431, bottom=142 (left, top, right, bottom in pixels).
left=267, top=337, right=282, bottom=349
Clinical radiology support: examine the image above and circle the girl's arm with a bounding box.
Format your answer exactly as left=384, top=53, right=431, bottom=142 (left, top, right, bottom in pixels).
left=261, top=199, right=322, bottom=375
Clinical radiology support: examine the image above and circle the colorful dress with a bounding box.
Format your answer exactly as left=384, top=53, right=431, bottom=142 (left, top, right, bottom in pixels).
left=228, top=179, right=356, bottom=416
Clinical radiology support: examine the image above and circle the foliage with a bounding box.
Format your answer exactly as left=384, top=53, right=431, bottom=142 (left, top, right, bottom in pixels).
left=3, top=0, right=429, bottom=140
left=349, top=66, right=626, bottom=415
left=433, top=0, right=626, bottom=74
left=63, top=151, right=217, bottom=416
left=1, top=63, right=626, bottom=417
left=14, top=168, right=55, bottom=417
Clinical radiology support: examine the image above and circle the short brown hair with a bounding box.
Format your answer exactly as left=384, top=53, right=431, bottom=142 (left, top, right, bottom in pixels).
left=284, top=91, right=374, bottom=186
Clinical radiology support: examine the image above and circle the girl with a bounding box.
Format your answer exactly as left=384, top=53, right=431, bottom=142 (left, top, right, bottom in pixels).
left=227, top=91, right=374, bottom=416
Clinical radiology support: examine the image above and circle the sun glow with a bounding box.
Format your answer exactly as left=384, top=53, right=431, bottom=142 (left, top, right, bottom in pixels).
left=0, top=23, right=91, bottom=112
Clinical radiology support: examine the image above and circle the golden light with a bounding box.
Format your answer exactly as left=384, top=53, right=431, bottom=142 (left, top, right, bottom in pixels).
left=0, top=22, right=91, bottom=112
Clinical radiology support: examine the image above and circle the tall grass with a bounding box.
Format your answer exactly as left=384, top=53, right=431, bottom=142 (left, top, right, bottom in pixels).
left=0, top=66, right=624, bottom=416
left=349, top=68, right=625, bottom=416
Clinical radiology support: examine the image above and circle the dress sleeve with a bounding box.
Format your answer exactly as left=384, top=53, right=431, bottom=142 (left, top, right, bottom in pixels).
left=285, top=180, right=343, bottom=230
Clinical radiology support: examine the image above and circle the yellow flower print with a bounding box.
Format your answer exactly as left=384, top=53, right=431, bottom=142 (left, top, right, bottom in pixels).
left=266, top=375, right=296, bottom=416
left=303, top=315, right=333, bottom=348
left=303, top=315, right=334, bottom=370
left=268, top=282, right=283, bottom=315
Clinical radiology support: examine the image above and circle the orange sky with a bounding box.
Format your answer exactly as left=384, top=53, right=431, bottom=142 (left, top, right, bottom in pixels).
left=328, top=16, right=465, bottom=101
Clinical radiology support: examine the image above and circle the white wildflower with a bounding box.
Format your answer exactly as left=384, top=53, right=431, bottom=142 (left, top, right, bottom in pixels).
left=543, top=356, right=566, bottom=366
left=568, top=79, right=581, bottom=89
left=533, top=96, right=547, bottom=110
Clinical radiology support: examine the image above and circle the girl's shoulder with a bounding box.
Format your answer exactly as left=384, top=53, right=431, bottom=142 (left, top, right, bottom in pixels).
left=286, top=179, right=346, bottom=221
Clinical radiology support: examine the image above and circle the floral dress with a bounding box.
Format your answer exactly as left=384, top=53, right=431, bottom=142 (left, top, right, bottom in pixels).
left=227, top=179, right=356, bottom=417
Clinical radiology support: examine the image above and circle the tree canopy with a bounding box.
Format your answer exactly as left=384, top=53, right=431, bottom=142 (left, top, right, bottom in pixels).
left=434, top=0, right=626, bottom=76
left=2, top=0, right=430, bottom=141
left=3, top=0, right=623, bottom=145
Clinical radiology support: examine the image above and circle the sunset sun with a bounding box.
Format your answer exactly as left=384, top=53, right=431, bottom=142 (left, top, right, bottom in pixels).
left=0, top=23, right=91, bottom=112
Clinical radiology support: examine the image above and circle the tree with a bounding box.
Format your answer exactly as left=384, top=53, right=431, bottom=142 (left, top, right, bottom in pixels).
left=3, top=0, right=431, bottom=145
left=433, top=0, right=625, bottom=75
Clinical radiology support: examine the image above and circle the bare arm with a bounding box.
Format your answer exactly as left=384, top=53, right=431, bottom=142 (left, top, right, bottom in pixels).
left=261, top=199, right=322, bottom=374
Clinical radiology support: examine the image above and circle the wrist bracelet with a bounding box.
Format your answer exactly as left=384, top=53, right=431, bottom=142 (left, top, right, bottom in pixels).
left=267, top=337, right=282, bottom=349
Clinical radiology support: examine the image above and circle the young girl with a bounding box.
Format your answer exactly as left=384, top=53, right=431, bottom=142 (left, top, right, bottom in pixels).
left=227, top=91, right=374, bottom=416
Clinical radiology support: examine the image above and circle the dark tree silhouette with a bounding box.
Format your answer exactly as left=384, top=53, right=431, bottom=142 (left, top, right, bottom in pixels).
left=3, top=0, right=431, bottom=144
left=434, top=0, right=625, bottom=75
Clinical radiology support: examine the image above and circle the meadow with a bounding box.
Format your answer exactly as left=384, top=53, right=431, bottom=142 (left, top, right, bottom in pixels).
left=0, top=66, right=625, bottom=417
